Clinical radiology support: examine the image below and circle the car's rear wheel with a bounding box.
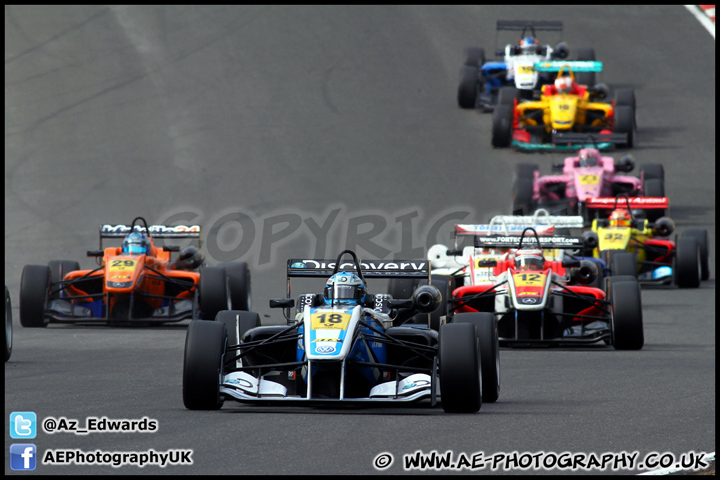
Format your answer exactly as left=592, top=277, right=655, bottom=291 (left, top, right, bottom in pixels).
left=491, top=104, right=513, bottom=148
left=199, top=266, right=230, bottom=320
left=20, top=265, right=50, bottom=328
left=614, top=88, right=637, bottom=126
left=453, top=312, right=499, bottom=403
left=682, top=229, right=709, bottom=281
left=610, top=278, right=643, bottom=350
left=457, top=66, right=479, bottom=109
left=611, top=251, right=637, bottom=278
left=512, top=177, right=535, bottom=215
left=48, top=260, right=80, bottom=300
left=574, top=48, right=596, bottom=86
left=674, top=236, right=701, bottom=288
left=183, top=320, right=226, bottom=410
left=439, top=322, right=481, bottom=413
left=410, top=276, right=452, bottom=331
left=464, top=47, right=486, bottom=68
left=613, top=105, right=635, bottom=148
left=218, top=262, right=252, bottom=311
left=388, top=277, right=419, bottom=300
left=515, top=163, right=539, bottom=181
left=5, top=286, right=12, bottom=362
left=642, top=178, right=666, bottom=221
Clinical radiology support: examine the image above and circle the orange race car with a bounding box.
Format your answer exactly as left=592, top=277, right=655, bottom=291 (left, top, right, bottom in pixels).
left=19, top=217, right=251, bottom=326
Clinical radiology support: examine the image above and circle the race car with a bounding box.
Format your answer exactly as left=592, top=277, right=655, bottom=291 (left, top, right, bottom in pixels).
left=458, top=20, right=573, bottom=111
left=581, top=197, right=709, bottom=288
left=511, top=147, right=665, bottom=220
left=5, top=286, right=11, bottom=362
left=448, top=228, right=644, bottom=349
left=492, top=62, right=636, bottom=150
left=19, top=217, right=251, bottom=326
left=182, top=249, right=501, bottom=413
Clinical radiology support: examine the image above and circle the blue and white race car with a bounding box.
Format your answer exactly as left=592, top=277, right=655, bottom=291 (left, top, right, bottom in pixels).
left=182, top=249, right=500, bottom=413
left=457, top=20, right=597, bottom=112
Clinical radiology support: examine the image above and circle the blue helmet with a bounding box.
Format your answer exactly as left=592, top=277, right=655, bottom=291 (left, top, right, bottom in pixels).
left=520, top=36, right=538, bottom=54
left=122, top=232, right=150, bottom=255
left=324, top=272, right=366, bottom=304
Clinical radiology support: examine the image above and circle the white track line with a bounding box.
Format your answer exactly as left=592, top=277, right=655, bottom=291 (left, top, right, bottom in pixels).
left=684, top=5, right=716, bottom=39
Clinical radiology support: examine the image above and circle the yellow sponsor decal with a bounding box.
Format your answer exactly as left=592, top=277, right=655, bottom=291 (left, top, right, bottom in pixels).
left=109, top=259, right=137, bottom=272
left=310, top=312, right=351, bottom=330
left=513, top=273, right=546, bottom=287
left=312, top=338, right=343, bottom=343
left=517, top=65, right=533, bottom=74
left=579, top=174, right=600, bottom=185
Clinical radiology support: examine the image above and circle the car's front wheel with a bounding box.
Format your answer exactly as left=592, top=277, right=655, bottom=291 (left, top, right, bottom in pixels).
left=183, top=320, right=226, bottom=410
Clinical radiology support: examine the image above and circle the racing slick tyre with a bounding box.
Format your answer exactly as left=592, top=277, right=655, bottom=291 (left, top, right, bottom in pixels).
left=611, top=252, right=638, bottom=278
left=457, top=66, right=480, bottom=109
left=218, top=262, right=252, bottom=311
left=614, top=88, right=637, bottom=126
left=453, top=312, right=499, bottom=403
left=48, top=260, right=80, bottom=300
left=439, top=322, right=481, bottom=413
left=463, top=47, right=486, bottom=68
left=5, top=286, right=12, bottom=362
left=642, top=178, right=666, bottom=221
left=609, top=278, right=643, bottom=350
left=683, top=229, right=709, bottom=281
left=574, top=48, right=596, bottom=86
left=217, top=310, right=261, bottom=370
left=20, top=265, right=50, bottom=328
left=491, top=104, right=513, bottom=148
left=388, top=277, right=419, bottom=300
left=512, top=177, right=535, bottom=215
left=639, top=163, right=664, bottom=182
left=199, top=266, right=230, bottom=320
left=183, top=320, right=226, bottom=410
left=498, top=87, right=520, bottom=106
left=674, top=236, right=701, bottom=289
left=613, top=105, right=635, bottom=148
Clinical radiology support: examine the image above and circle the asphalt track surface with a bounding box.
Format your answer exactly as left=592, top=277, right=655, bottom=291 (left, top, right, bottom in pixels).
left=5, top=5, right=715, bottom=475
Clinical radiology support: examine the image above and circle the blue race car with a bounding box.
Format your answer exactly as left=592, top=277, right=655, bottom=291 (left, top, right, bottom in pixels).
left=182, top=249, right=501, bottom=413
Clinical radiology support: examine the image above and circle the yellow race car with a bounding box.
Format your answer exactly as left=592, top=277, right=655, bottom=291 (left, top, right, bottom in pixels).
left=492, top=62, right=636, bottom=150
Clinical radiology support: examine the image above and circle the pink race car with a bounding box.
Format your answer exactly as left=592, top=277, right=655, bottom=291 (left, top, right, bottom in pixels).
left=512, top=147, right=665, bottom=221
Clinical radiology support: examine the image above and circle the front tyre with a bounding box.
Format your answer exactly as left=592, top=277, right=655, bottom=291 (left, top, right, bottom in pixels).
left=20, top=265, right=50, bottom=328
left=453, top=312, right=499, bottom=403
left=491, top=104, right=513, bottom=148
left=682, top=229, right=709, bottom=281
left=183, top=320, right=226, bottom=410
left=674, top=236, right=701, bottom=288
left=610, top=279, right=644, bottom=350
left=439, top=322, right=481, bottom=413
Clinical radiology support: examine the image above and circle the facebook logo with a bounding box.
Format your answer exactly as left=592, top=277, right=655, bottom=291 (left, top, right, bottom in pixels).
left=10, top=411, right=37, bottom=439
left=10, top=444, right=37, bottom=471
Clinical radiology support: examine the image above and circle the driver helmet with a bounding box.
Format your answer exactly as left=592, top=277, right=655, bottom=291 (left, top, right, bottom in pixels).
left=514, top=249, right=545, bottom=271
left=579, top=148, right=600, bottom=167
left=122, top=232, right=151, bottom=255
left=519, top=36, right=538, bottom=54
left=554, top=75, right=573, bottom=94
left=609, top=208, right=632, bottom=228
left=324, top=271, right=366, bottom=305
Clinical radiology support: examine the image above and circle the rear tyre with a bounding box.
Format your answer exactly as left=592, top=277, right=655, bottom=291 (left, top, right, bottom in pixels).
left=439, top=322, right=481, bottom=413
left=183, top=320, right=226, bottom=410
left=454, top=312, right=500, bottom=403
left=412, top=276, right=452, bottom=331
left=574, top=48, right=596, bottom=86
left=463, top=47, right=486, bottom=68
left=48, top=260, right=80, bottom=300
left=20, top=265, right=50, bottom=328
left=674, top=236, right=701, bottom=288
left=642, top=178, right=666, bottom=221
left=5, top=286, right=12, bottom=362
left=388, top=277, right=419, bottom=300
left=218, top=262, right=252, bottom=311
left=457, top=66, right=480, bottom=109
left=611, top=252, right=638, bottom=278
left=614, top=88, right=637, bottom=126
left=613, top=105, right=635, bottom=148
left=683, top=229, right=709, bottom=281
left=610, top=279, right=643, bottom=350
left=199, top=267, right=230, bottom=320
left=491, top=104, right=513, bottom=148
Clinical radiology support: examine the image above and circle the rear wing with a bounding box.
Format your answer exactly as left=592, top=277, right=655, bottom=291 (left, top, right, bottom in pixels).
left=473, top=235, right=584, bottom=249
left=99, top=224, right=201, bottom=249
left=585, top=197, right=669, bottom=210
left=534, top=60, right=603, bottom=73
left=286, top=259, right=429, bottom=279
left=455, top=224, right=555, bottom=236
left=496, top=20, right=563, bottom=31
